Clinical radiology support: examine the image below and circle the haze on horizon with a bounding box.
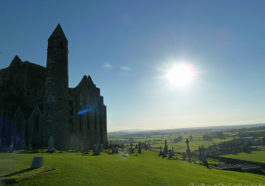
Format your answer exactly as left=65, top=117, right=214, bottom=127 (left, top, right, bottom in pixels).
left=1, top=0, right=265, bottom=131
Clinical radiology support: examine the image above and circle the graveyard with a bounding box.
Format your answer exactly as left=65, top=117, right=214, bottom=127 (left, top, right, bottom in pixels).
left=1, top=125, right=265, bottom=186
left=0, top=150, right=264, bottom=185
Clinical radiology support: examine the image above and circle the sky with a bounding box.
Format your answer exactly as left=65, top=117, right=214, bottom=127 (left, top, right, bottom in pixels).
left=1, top=0, right=265, bottom=131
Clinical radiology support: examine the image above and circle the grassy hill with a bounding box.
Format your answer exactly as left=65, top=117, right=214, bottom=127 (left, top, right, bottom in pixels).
left=223, top=146, right=265, bottom=163
left=0, top=151, right=264, bottom=186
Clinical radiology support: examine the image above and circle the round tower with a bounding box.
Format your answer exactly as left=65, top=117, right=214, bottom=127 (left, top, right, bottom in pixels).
left=43, top=24, right=70, bottom=150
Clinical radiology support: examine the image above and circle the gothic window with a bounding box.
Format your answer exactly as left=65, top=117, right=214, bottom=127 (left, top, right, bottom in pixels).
left=34, top=115, right=39, bottom=132
left=79, top=115, right=83, bottom=131
left=17, top=117, right=23, bottom=131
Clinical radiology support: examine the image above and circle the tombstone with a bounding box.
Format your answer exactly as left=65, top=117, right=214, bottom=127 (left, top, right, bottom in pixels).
left=27, top=143, right=32, bottom=151
left=168, top=150, right=172, bottom=159
left=9, top=140, right=14, bottom=153
left=112, top=146, right=118, bottom=154
left=93, top=144, right=100, bottom=155
left=200, top=145, right=208, bottom=167
left=129, top=143, right=134, bottom=154
left=100, top=144, right=104, bottom=152
left=47, top=136, right=55, bottom=152
left=21, top=139, right=26, bottom=149
left=31, top=157, right=43, bottom=169
left=138, top=145, right=142, bottom=154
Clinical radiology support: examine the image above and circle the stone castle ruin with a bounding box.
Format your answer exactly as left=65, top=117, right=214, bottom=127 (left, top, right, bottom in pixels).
left=0, top=24, right=107, bottom=150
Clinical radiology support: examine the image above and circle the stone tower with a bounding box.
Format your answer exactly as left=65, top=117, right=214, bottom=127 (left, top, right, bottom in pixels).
left=43, top=24, right=70, bottom=150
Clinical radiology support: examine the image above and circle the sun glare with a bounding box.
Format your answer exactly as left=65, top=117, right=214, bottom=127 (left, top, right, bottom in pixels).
left=165, top=63, right=196, bottom=87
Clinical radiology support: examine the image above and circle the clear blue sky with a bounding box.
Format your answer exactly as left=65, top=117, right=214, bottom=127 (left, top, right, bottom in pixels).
left=1, top=0, right=265, bottom=131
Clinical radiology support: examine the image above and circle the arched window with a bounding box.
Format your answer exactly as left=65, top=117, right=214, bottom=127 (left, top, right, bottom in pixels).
left=34, top=115, right=39, bottom=132
left=17, top=117, right=23, bottom=131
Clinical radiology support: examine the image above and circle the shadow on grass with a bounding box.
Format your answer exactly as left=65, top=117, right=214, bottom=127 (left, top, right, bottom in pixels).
left=0, top=168, right=34, bottom=178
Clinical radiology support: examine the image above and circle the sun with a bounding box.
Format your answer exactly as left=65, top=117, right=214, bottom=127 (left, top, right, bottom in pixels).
left=165, top=63, right=196, bottom=87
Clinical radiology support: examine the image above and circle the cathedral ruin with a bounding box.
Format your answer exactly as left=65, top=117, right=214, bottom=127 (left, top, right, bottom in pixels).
left=0, top=24, right=107, bottom=150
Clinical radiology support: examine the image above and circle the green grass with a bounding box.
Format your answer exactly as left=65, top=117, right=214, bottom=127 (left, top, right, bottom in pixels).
left=0, top=151, right=264, bottom=186
left=223, top=146, right=265, bottom=163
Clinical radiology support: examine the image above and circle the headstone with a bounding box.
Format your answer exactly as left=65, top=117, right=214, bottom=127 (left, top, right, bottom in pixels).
left=31, top=157, right=43, bottom=169
left=200, top=145, right=208, bottom=167
left=93, top=144, right=100, bottom=155
left=112, top=146, right=118, bottom=154
left=168, top=150, right=172, bottom=159
left=138, top=146, right=141, bottom=154
left=100, top=144, right=104, bottom=152
left=47, top=136, right=55, bottom=152
left=9, top=141, right=14, bottom=153
left=28, top=143, right=32, bottom=151
left=129, top=143, right=134, bottom=154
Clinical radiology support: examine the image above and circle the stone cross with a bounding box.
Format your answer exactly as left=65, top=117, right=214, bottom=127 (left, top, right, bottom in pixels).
left=185, top=138, right=191, bottom=161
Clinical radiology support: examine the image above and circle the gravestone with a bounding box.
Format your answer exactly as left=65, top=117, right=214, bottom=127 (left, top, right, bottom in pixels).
left=168, top=150, right=172, bottom=159
left=100, top=144, right=104, bottom=152
left=129, top=143, right=134, bottom=154
left=31, top=157, right=43, bottom=169
left=47, top=136, right=55, bottom=152
left=200, top=145, right=208, bottom=167
left=9, top=142, right=14, bottom=153
left=112, top=146, right=118, bottom=154
left=9, top=137, right=14, bottom=153
left=93, top=144, right=100, bottom=155
left=138, top=142, right=142, bottom=153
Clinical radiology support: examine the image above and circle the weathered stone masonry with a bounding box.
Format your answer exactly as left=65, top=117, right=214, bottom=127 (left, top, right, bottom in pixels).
left=0, top=24, right=107, bottom=150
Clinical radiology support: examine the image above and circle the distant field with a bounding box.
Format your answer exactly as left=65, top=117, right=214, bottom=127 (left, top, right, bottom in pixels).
left=0, top=151, right=264, bottom=186
left=151, top=135, right=233, bottom=152
left=223, top=146, right=265, bottom=163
